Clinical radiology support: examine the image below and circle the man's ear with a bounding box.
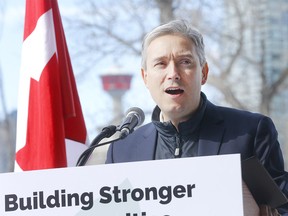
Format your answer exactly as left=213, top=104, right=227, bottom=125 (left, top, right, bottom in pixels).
left=141, top=68, right=148, bottom=86
left=201, top=63, right=209, bottom=85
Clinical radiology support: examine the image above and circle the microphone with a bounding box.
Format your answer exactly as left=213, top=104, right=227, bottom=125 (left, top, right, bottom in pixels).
left=76, top=125, right=117, bottom=166
left=119, top=107, right=145, bottom=138
left=76, top=107, right=144, bottom=166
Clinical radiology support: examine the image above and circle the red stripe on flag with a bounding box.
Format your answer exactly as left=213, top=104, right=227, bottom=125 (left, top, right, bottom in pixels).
left=51, top=0, right=87, bottom=143
left=52, top=0, right=75, bottom=119
left=23, top=0, right=51, bottom=40
left=17, top=55, right=67, bottom=169
left=16, top=0, right=88, bottom=171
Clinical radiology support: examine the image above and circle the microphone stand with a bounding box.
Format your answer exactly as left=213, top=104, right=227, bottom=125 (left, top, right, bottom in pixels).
left=76, top=125, right=119, bottom=166
left=76, top=106, right=144, bottom=167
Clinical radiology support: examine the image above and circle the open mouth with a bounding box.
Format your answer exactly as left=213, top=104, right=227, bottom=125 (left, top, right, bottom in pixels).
left=165, top=87, right=184, bottom=95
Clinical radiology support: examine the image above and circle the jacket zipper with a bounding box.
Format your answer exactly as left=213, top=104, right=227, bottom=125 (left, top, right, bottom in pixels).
left=174, top=135, right=181, bottom=157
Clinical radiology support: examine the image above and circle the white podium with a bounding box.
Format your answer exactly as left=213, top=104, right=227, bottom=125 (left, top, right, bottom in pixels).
left=0, top=154, right=244, bottom=216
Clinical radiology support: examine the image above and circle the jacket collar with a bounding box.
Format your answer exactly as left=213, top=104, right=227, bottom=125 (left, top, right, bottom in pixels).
left=137, top=98, right=225, bottom=159
left=198, top=100, right=225, bottom=156
left=133, top=123, right=157, bottom=161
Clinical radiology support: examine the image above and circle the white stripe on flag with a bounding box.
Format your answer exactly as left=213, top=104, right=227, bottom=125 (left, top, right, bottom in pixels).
left=21, top=9, right=56, bottom=81
left=16, top=9, right=57, bottom=161
left=65, top=139, right=88, bottom=167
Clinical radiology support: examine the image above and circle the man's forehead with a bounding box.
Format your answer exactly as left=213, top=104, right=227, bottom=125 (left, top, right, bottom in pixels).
left=147, top=37, right=196, bottom=59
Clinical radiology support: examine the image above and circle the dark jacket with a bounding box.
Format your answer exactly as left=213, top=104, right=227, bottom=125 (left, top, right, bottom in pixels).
left=106, top=99, right=288, bottom=214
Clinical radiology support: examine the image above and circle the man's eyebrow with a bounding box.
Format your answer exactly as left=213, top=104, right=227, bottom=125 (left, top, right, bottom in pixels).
left=151, top=56, right=167, bottom=63
left=176, top=53, right=196, bottom=59
left=150, top=52, right=196, bottom=64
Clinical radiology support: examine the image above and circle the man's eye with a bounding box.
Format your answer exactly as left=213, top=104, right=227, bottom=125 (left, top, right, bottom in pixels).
left=180, top=59, right=191, bottom=65
left=154, top=62, right=165, bottom=67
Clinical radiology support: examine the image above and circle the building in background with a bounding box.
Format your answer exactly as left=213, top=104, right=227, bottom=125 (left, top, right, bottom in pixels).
left=253, top=0, right=288, bottom=154
left=0, top=111, right=16, bottom=173
left=86, top=67, right=133, bottom=165
left=223, top=0, right=288, bottom=164
left=100, top=68, right=133, bottom=125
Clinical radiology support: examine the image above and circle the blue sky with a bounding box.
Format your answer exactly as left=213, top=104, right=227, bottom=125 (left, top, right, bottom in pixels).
left=0, top=0, right=216, bottom=139
left=0, top=0, right=90, bottom=114
left=0, top=0, right=153, bottom=138
left=0, top=0, right=24, bottom=113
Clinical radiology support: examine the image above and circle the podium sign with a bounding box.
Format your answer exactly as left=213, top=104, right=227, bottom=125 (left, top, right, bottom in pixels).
left=0, top=154, right=243, bottom=216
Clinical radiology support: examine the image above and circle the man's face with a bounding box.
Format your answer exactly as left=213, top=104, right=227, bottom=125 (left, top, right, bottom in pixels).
left=141, top=34, right=208, bottom=124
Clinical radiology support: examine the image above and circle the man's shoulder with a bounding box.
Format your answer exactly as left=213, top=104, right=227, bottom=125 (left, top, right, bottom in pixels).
left=207, top=100, right=264, bottom=119
left=114, top=122, right=155, bottom=144
left=205, top=100, right=272, bottom=127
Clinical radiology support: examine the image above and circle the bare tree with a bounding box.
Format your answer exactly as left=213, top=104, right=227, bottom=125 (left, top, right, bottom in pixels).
left=0, top=0, right=6, bottom=119
left=67, top=0, right=287, bottom=112
left=155, top=0, right=175, bottom=23
left=65, top=0, right=288, bottom=152
left=0, top=0, right=16, bottom=172
left=205, top=0, right=247, bottom=110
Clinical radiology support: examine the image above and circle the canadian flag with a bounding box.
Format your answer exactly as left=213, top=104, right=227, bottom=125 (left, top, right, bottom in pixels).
left=15, top=0, right=88, bottom=171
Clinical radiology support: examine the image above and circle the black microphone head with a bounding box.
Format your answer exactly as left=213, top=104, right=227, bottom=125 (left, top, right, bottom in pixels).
left=125, top=107, right=145, bottom=127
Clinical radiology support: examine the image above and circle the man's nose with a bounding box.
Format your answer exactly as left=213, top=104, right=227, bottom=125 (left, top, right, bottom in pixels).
left=167, top=62, right=180, bottom=80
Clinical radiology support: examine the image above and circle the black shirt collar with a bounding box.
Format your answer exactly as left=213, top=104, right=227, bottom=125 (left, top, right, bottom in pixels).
left=152, top=92, right=207, bottom=136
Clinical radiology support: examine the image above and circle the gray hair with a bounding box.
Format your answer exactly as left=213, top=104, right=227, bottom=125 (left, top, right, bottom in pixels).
left=141, top=19, right=206, bottom=69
